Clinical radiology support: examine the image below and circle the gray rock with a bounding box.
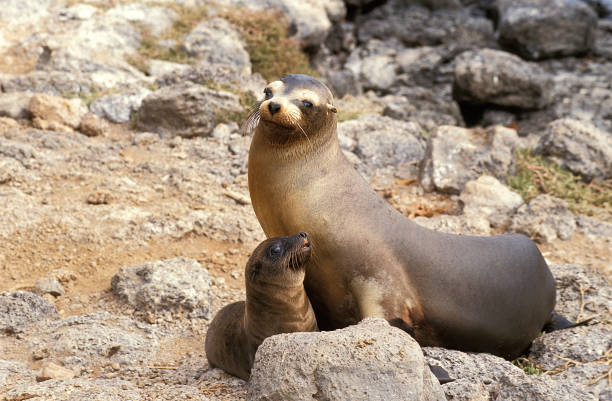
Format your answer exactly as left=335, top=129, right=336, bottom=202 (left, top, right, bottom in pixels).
left=549, top=263, right=612, bottom=321
left=413, top=214, right=492, bottom=235
left=182, top=18, right=251, bottom=75
left=459, top=175, right=524, bottom=228
left=325, top=69, right=362, bottom=98
left=34, top=276, right=66, bottom=297
left=248, top=318, right=445, bottom=401
left=497, top=0, right=598, bottom=60
left=382, top=87, right=463, bottom=132
left=29, top=312, right=159, bottom=370
left=106, top=3, right=178, bottom=36
left=453, top=48, right=552, bottom=109
left=0, top=360, right=36, bottom=390
left=111, top=257, right=213, bottom=319
left=494, top=371, right=596, bottom=401
left=537, top=118, right=612, bottom=181
left=6, top=378, right=142, bottom=401
left=90, top=88, right=151, bottom=124
left=0, top=92, right=33, bottom=119
left=545, top=362, right=611, bottom=401
left=0, top=158, right=25, bottom=184
left=147, top=60, right=191, bottom=79
left=136, top=83, right=244, bottom=138
left=575, top=215, right=612, bottom=238
left=529, top=325, right=612, bottom=370
left=0, top=291, right=60, bottom=334
left=338, top=114, right=426, bottom=178
left=424, top=347, right=520, bottom=395
left=509, top=195, right=576, bottom=243
left=0, top=0, right=51, bottom=24
left=59, top=4, right=98, bottom=21
left=357, top=2, right=495, bottom=48
left=441, top=378, right=489, bottom=401
left=421, top=125, right=520, bottom=194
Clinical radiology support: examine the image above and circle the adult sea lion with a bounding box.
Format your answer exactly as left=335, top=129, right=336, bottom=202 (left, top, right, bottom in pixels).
left=247, top=74, right=558, bottom=359
left=205, top=232, right=317, bottom=380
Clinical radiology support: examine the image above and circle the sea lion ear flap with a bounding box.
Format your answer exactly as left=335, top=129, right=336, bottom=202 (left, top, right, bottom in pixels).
left=327, top=103, right=337, bottom=113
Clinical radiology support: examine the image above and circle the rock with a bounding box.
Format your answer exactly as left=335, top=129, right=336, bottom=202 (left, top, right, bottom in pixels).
left=549, top=263, right=612, bottom=321
left=543, top=362, right=611, bottom=400
left=338, top=114, right=426, bottom=178
left=356, top=2, right=494, bottom=48
left=459, top=175, right=524, bottom=228
left=453, top=49, right=552, bottom=109
left=575, top=215, right=612, bottom=238
left=90, top=88, right=151, bottom=124
left=29, top=312, right=159, bottom=370
left=423, top=347, right=521, bottom=396
left=106, top=3, right=178, bottom=36
left=508, top=195, right=576, bottom=243
left=6, top=378, right=142, bottom=401
left=441, top=378, right=489, bottom=401
left=494, top=371, right=596, bottom=400
left=34, top=276, right=65, bottom=297
left=0, top=92, right=33, bottom=119
left=147, top=60, right=191, bottom=79
left=0, top=158, right=25, bottom=184
left=136, top=83, right=244, bottom=138
left=248, top=318, right=445, bottom=401
left=37, top=361, right=76, bottom=381
left=59, top=4, right=98, bottom=21
left=536, top=118, right=612, bottom=181
left=497, top=0, right=598, bottom=60
left=529, top=325, right=612, bottom=371
left=413, top=214, right=492, bottom=235
left=381, top=87, right=463, bottom=132
left=420, top=125, right=520, bottom=194
left=0, top=360, right=36, bottom=389
left=79, top=113, right=106, bottom=137
left=325, top=69, right=361, bottom=98
left=29, top=93, right=88, bottom=132
left=0, top=291, right=60, bottom=334
left=111, top=257, right=213, bottom=319
left=181, top=18, right=251, bottom=75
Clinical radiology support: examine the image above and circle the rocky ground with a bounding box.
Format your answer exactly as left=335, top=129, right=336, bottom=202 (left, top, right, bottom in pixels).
left=1, top=0, right=611, bottom=400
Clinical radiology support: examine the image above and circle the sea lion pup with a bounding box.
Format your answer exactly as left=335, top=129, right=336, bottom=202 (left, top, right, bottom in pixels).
left=205, top=232, right=317, bottom=380
left=247, top=74, right=559, bottom=359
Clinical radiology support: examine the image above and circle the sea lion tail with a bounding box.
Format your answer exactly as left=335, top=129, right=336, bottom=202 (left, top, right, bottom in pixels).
left=542, top=312, right=594, bottom=332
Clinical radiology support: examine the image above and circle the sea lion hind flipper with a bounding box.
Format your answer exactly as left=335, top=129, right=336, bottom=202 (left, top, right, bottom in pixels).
left=543, top=312, right=594, bottom=332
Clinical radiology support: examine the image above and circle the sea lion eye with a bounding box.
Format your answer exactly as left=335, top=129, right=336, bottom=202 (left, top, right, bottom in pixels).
left=264, top=88, right=273, bottom=100
left=269, top=243, right=282, bottom=257
left=302, top=100, right=313, bottom=108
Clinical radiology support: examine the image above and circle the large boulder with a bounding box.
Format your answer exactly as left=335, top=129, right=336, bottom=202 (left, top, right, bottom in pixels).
left=509, top=195, right=576, bottom=243
left=459, top=175, right=524, bottom=228
left=420, top=125, right=520, bottom=194
left=0, top=291, right=60, bottom=334
left=136, top=83, right=244, bottom=138
left=453, top=48, right=552, bottom=109
left=181, top=18, right=251, bottom=75
left=248, top=318, right=445, bottom=401
left=497, top=0, right=598, bottom=60
left=536, top=118, right=612, bottom=181
left=111, top=257, right=214, bottom=319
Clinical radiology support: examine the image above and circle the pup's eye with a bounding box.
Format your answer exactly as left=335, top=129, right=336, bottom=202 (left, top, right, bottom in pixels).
left=264, top=88, right=273, bottom=100
left=269, top=244, right=282, bottom=257
left=302, top=100, right=313, bottom=108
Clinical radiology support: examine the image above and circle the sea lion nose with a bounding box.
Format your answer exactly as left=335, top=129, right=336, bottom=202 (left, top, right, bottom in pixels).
left=268, top=101, right=281, bottom=115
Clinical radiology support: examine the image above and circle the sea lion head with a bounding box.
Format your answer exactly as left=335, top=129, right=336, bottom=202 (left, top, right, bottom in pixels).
left=244, top=74, right=337, bottom=146
left=246, top=232, right=312, bottom=287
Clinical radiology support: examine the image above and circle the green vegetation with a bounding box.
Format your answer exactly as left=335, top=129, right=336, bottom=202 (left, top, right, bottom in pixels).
left=224, top=8, right=317, bottom=81
left=507, top=150, right=612, bottom=219
left=512, top=357, right=544, bottom=375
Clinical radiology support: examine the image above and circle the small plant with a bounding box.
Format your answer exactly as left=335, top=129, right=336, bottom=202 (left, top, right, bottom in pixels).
left=224, top=9, right=317, bottom=81
left=513, top=357, right=544, bottom=375
left=507, top=149, right=612, bottom=219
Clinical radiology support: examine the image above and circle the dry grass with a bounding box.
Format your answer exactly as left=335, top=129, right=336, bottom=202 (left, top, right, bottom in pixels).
left=507, top=150, right=612, bottom=220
